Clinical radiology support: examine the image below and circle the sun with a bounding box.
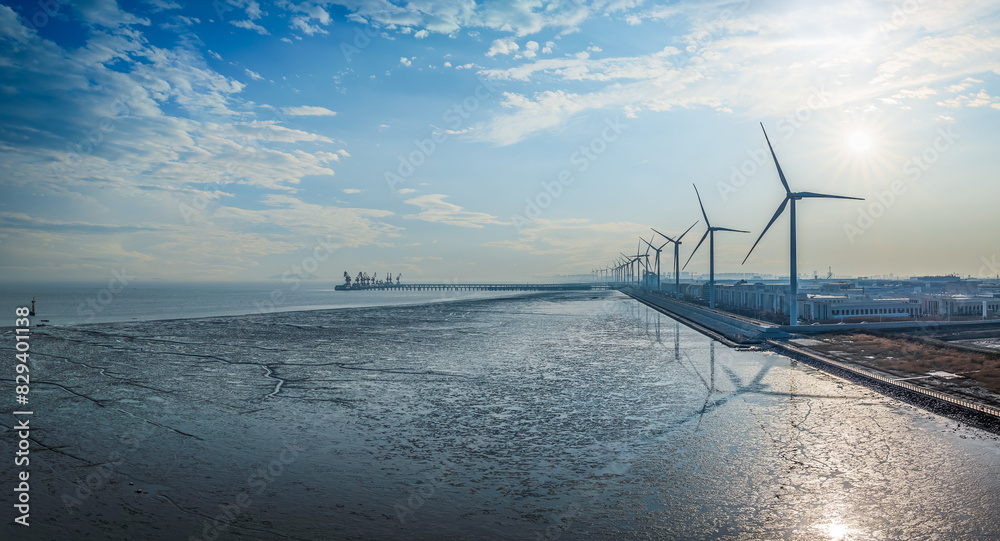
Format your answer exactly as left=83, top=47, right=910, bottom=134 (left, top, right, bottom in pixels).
left=847, top=131, right=872, bottom=152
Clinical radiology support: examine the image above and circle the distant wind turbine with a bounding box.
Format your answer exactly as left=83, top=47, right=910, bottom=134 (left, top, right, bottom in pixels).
left=635, top=240, right=650, bottom=285
left=638, top=239, right=651, bottom=286
left=742, top=123, right=864, bottom=325
left=652, top=221, right=698, bottom=298
left=641, top=236, right=669, bottom=291
left=683, top=184, right=749, bottom=308
left=620, top=252, right=636, bottom=284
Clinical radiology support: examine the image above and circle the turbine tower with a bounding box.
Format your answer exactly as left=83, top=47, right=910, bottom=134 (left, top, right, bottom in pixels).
left=641, top=236, right=668, bottom=291
left=637, top=240, right=651, bottom=286
left=683, top=184, right=748, bottom=309
left=652, top=221, right=698, bottom=298
left=742, top=123, right=864, bottom=325
left=620, top=253, right=636, bottom=284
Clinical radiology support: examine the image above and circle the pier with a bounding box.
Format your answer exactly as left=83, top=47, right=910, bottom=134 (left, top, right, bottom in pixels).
left=335, top=282, right=608, bottom=292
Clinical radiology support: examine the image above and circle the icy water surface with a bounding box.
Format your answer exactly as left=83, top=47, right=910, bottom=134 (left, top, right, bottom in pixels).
left=3, top=291, right=1000, bottom=540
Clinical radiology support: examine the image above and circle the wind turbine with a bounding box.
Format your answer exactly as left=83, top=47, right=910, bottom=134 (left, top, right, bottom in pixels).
left=620, top=252, right=635, bottom=284
left=641, top=236, right=669, bottom=291
left=652, top=221, right=698, bottom=298
left=637, top=240, right=650, bottom=286
left=683, top=184, right=749, bottom=309
left=635, top=240, right=650, bottom=286
left=742, top=123, right=864, bottom=325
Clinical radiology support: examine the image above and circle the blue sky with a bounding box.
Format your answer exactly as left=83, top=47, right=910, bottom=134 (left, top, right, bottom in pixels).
left=1, top=0, right=998, bottom=283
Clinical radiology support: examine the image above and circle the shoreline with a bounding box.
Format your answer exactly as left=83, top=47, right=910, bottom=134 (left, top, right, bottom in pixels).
left=1, top=288, right=548, bottom=330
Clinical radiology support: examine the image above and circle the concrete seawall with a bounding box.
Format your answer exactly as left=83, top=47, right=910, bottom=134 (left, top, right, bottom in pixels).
left=621, top=287, right=790, bottom=344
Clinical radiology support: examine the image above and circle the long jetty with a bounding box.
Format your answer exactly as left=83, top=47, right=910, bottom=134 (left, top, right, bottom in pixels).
left=335, top=283, right=607, bottom=292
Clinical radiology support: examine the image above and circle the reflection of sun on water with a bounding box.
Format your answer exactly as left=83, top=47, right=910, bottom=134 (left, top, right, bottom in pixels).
left=827, top=522, right=848, bottom=539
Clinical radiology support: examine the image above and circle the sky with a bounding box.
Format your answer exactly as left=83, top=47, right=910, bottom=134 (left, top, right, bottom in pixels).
left=0, top=0, right=998, bottom=284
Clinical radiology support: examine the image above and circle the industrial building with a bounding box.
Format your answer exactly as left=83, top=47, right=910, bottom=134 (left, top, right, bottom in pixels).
left=674, top=277, right=1000, bottom=323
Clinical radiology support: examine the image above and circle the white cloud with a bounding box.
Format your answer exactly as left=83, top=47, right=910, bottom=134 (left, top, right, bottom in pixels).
left=486, top=38, right=519, bottom=57
left=285, top=0, right=594, bottom=37
left=522, top=40, right=539, bottom=58
left=230, top=19, right=268, bottom=35
left=291, top=15, right=328, bottom=36
left=244, top=68, right=264, bottom=80
left=400, top=57, right=412, bottom=66
left=280, top=37, right=293, bottom=44
left=282, top=106, right=337, bottom=116
left=937, top=89, right=1000, bottom=108
left=471, top=2, right=1000, bottom=145
left=342, top=188, right=361, bottom=194
left=396, top=188, right=417, bottom=194
left=414, top=29, right=429, bottom=39
left=403, top=195, right=507, bottom=228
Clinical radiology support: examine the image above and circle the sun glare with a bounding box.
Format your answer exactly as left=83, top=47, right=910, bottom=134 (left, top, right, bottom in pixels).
left=847, top=131, right=872, bottom=152
left=827, top=522, right=849, bottom=539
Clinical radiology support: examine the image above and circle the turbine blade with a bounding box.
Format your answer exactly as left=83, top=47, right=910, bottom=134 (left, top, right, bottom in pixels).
left=683, top=230, right=710, bottom=270
left=796, top=191, right=864, bottom=200
left=742, top=197, right=789, bottom=265
left=714, top=227, right=750, bottom=233
left=651, top=227, right=677, bottom=244
left=677, top=220, right=699, bottom=242
left=693, top=184, right=711, bottom=226
left=761, top=123, right=791, bottom=195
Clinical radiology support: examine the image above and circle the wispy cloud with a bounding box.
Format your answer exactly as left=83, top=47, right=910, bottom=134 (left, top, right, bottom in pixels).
left=403, top=194, right=508, bottom=229
left=230, top=19, right=268, bottom=35
left=282, top=105, right=337, bottom=116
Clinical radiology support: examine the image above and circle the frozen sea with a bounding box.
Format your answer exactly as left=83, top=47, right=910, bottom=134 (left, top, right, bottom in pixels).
left=3, top=289, right=1000, bottom=540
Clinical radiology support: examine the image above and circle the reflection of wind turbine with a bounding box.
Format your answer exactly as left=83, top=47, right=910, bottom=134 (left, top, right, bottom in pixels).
left=696, top=342, right=716, bottom=431
left=683, top=184, right=749, bottom=308
left=742, top=123, right=864, bottom=325
left=652, top=221, right=698, bottom=298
